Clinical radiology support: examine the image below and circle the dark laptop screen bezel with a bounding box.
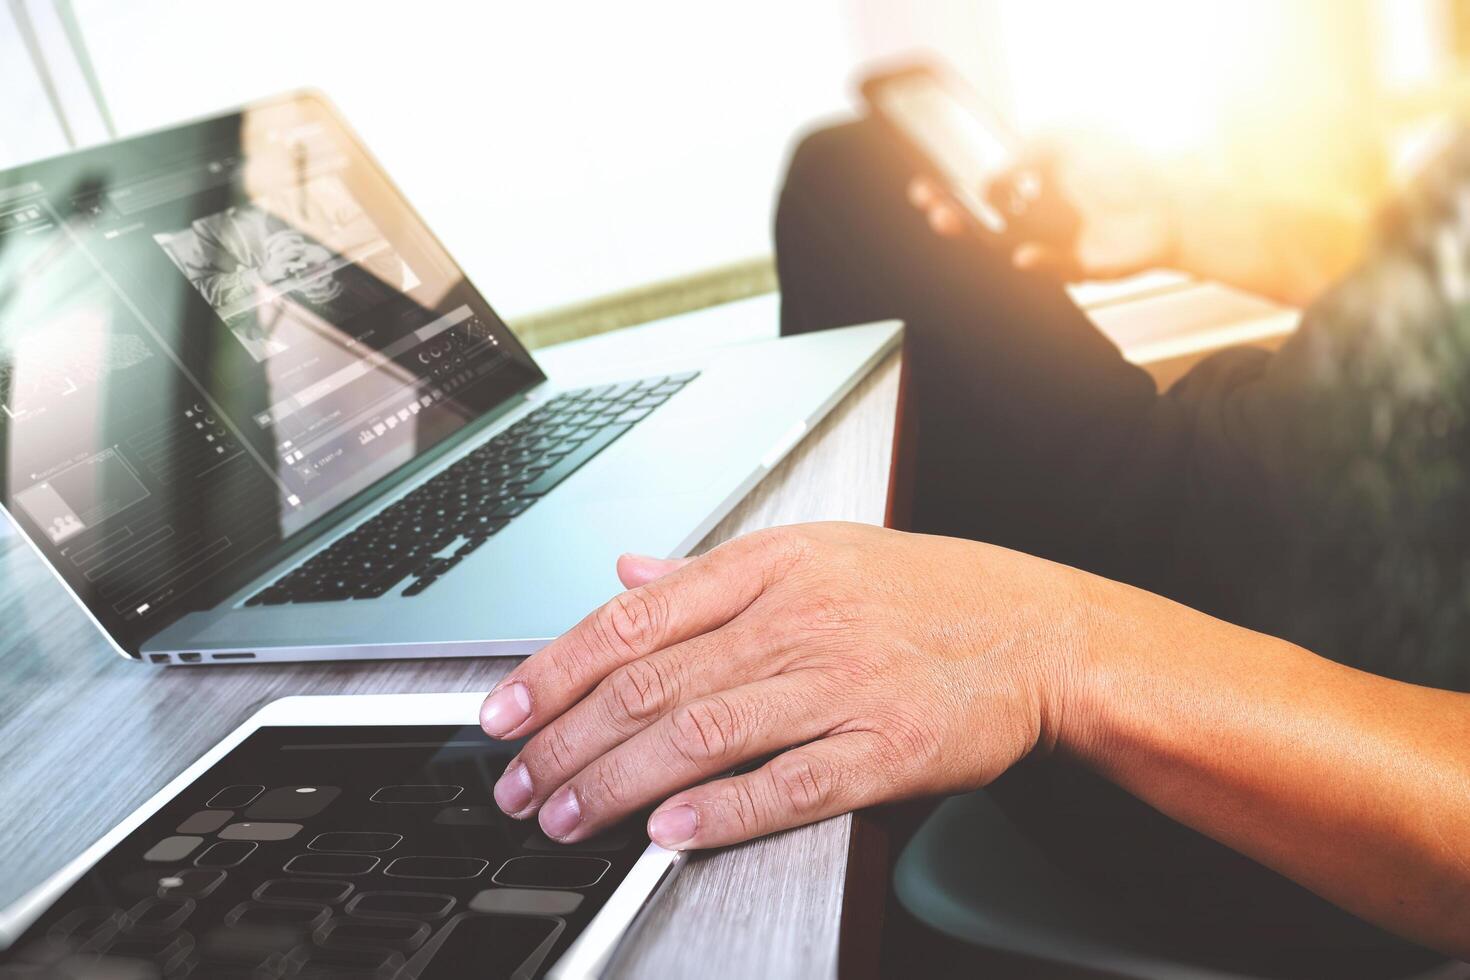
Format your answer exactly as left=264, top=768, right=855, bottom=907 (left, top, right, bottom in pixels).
left=0, top=92, right=546, bottom=658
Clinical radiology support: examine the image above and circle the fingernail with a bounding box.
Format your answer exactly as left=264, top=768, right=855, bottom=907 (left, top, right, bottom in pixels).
left=539, top=787, right=581, bottom=839
left=481, top=682, right=531, bottom=737
left=648, top=805, right=698, bottom=848
left=494, top=762, right=533, bottom=815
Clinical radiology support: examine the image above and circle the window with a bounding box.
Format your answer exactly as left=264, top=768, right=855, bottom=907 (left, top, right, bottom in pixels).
left=6, top=0, right=863, bottom=318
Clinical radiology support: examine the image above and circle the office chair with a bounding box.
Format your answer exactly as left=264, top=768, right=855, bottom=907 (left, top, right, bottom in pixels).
left=894, top=790, right=1470, bottom=980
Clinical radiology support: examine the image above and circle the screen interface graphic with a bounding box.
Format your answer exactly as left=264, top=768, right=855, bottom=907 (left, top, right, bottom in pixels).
left=0, top=725, right=650, bottom=979
left=0, top=98, right=543, bottom=653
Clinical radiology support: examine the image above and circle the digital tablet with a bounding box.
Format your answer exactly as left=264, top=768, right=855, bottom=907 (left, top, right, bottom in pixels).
left=0, top=693, right=680, bottom=979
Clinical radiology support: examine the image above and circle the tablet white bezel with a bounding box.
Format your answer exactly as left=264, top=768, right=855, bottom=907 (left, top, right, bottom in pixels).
left=0, top=692, right=681, bottom=979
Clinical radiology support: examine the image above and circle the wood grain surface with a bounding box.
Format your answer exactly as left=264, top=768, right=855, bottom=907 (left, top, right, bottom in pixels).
left=0, top=348, right=900, bottom=980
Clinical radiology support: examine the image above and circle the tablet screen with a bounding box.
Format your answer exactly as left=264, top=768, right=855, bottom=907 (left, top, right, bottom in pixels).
left=0, top=725, right=652, bottom=979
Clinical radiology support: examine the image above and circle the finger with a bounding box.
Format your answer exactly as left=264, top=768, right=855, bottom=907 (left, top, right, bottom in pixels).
left=616, top=553, right=691, bottom=589
left=906, top=175, right=942, bottom=209
left=647, top=731, right=893, bottom=849
left=985, top=140, right=1059, bottom=206
left=925, top=202, right=966, bottom=237
left=493, top=619, right=776, bottom=817
left=531, top=671, right=835, bottom=843
left=480, top=531, right=790, bottom=739
left=1011, top=242, right=1073, bottom=275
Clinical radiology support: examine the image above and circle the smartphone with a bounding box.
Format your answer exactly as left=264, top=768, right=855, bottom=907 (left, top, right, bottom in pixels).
left=860, top=61, right=1027, bottom=239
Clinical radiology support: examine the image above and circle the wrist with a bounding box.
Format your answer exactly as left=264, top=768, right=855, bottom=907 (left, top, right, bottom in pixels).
left=1045, top=568, right=1150, bottom=767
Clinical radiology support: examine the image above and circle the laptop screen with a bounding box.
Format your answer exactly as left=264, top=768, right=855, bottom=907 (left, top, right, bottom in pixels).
left=0, top=94, right=544, bottom=656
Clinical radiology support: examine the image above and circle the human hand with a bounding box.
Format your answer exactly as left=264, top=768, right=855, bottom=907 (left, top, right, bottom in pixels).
left=908, top=136, right=1179, bottom=281
left=478, top=523, right=1095, bottom=849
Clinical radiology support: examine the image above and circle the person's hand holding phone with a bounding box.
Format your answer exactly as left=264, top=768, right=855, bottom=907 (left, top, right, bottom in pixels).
left=909, top=137, right=1179, bottom=282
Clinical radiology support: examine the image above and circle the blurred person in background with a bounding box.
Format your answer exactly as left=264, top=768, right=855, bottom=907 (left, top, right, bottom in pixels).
left=769, top=113, right=1470, bottom=973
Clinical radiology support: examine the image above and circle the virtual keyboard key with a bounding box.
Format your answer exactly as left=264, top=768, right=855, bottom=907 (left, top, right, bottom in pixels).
left=492, top=855, right=610, bottom=888
left=142, top=837, right=202, bottom=864
left=383, top=856, right=489, bottom=880
left=194, top=841, right=257, bottom=869
left=316, top=915, right=430, bottom=951
left=371, top=784, right=465, bottom=804
left=282, top=854, right=379, bottom=876
left=206, top=786, right=263, bottom=808
left=91, top=932, right=193, bottom=974
left=224, top=903, right=329, bottom=933
left=469, top=888, right=583, bottom=916
left=405, top=914, right=561, bottom=980
left=253, top=878, right=354, bottom=905
left=284, top=943, right=405, bottom=979
left=196, top=924, right=301, bottom=965
left=307, top=832, right=402, bottom=853
left=157, top=870, right=226, bottom=899
left=219, top=822, right=302, bottom=842
left=245, top=786, right=340, bottom=820
left=122, top=897, right=193, bottom=933
left=42, top=953, right=165, bottom=979
left=49, top=907, right=122, bottom=943
left=175, top=811, right=232, bottom=835
left=344, top=891, right=456, bottom=920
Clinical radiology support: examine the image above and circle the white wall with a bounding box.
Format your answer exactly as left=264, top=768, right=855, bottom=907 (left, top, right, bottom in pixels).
left=6, top=0, right=865, bottom=317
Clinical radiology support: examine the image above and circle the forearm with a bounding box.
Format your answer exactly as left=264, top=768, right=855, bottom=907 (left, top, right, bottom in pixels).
left=1062, top=573, right=1470, bottom=957
left=1169, top=179, right=1371, bottom=307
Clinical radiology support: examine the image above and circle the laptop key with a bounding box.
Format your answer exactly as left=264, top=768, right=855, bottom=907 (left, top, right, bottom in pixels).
left=489, top=498, right=534, bottom=519
left=454, top=537, right=491, bottom=558
left=613, top=406, right=654, bottom=425
left=401, top=577, right=437, bottom=597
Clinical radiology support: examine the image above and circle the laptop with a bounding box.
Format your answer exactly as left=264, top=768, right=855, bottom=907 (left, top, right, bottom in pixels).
left=0, top=91, right=900, bottom=666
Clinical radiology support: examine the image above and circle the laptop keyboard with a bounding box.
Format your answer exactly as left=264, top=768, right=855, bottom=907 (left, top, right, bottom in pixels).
left=245, top=372, right=698, bottom=606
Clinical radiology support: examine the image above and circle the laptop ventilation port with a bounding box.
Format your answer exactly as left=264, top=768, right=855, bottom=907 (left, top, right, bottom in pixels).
left=179, top=652, right=202, bottom=664
left=212, top=652, right=256, bottom=661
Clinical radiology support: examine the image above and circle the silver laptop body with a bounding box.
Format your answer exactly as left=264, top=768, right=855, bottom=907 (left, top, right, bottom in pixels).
left=0, top=91, right=900, bottom=666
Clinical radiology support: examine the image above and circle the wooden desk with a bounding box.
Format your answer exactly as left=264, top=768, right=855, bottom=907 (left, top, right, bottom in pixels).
left=0, top=304, right=900, bottom=979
